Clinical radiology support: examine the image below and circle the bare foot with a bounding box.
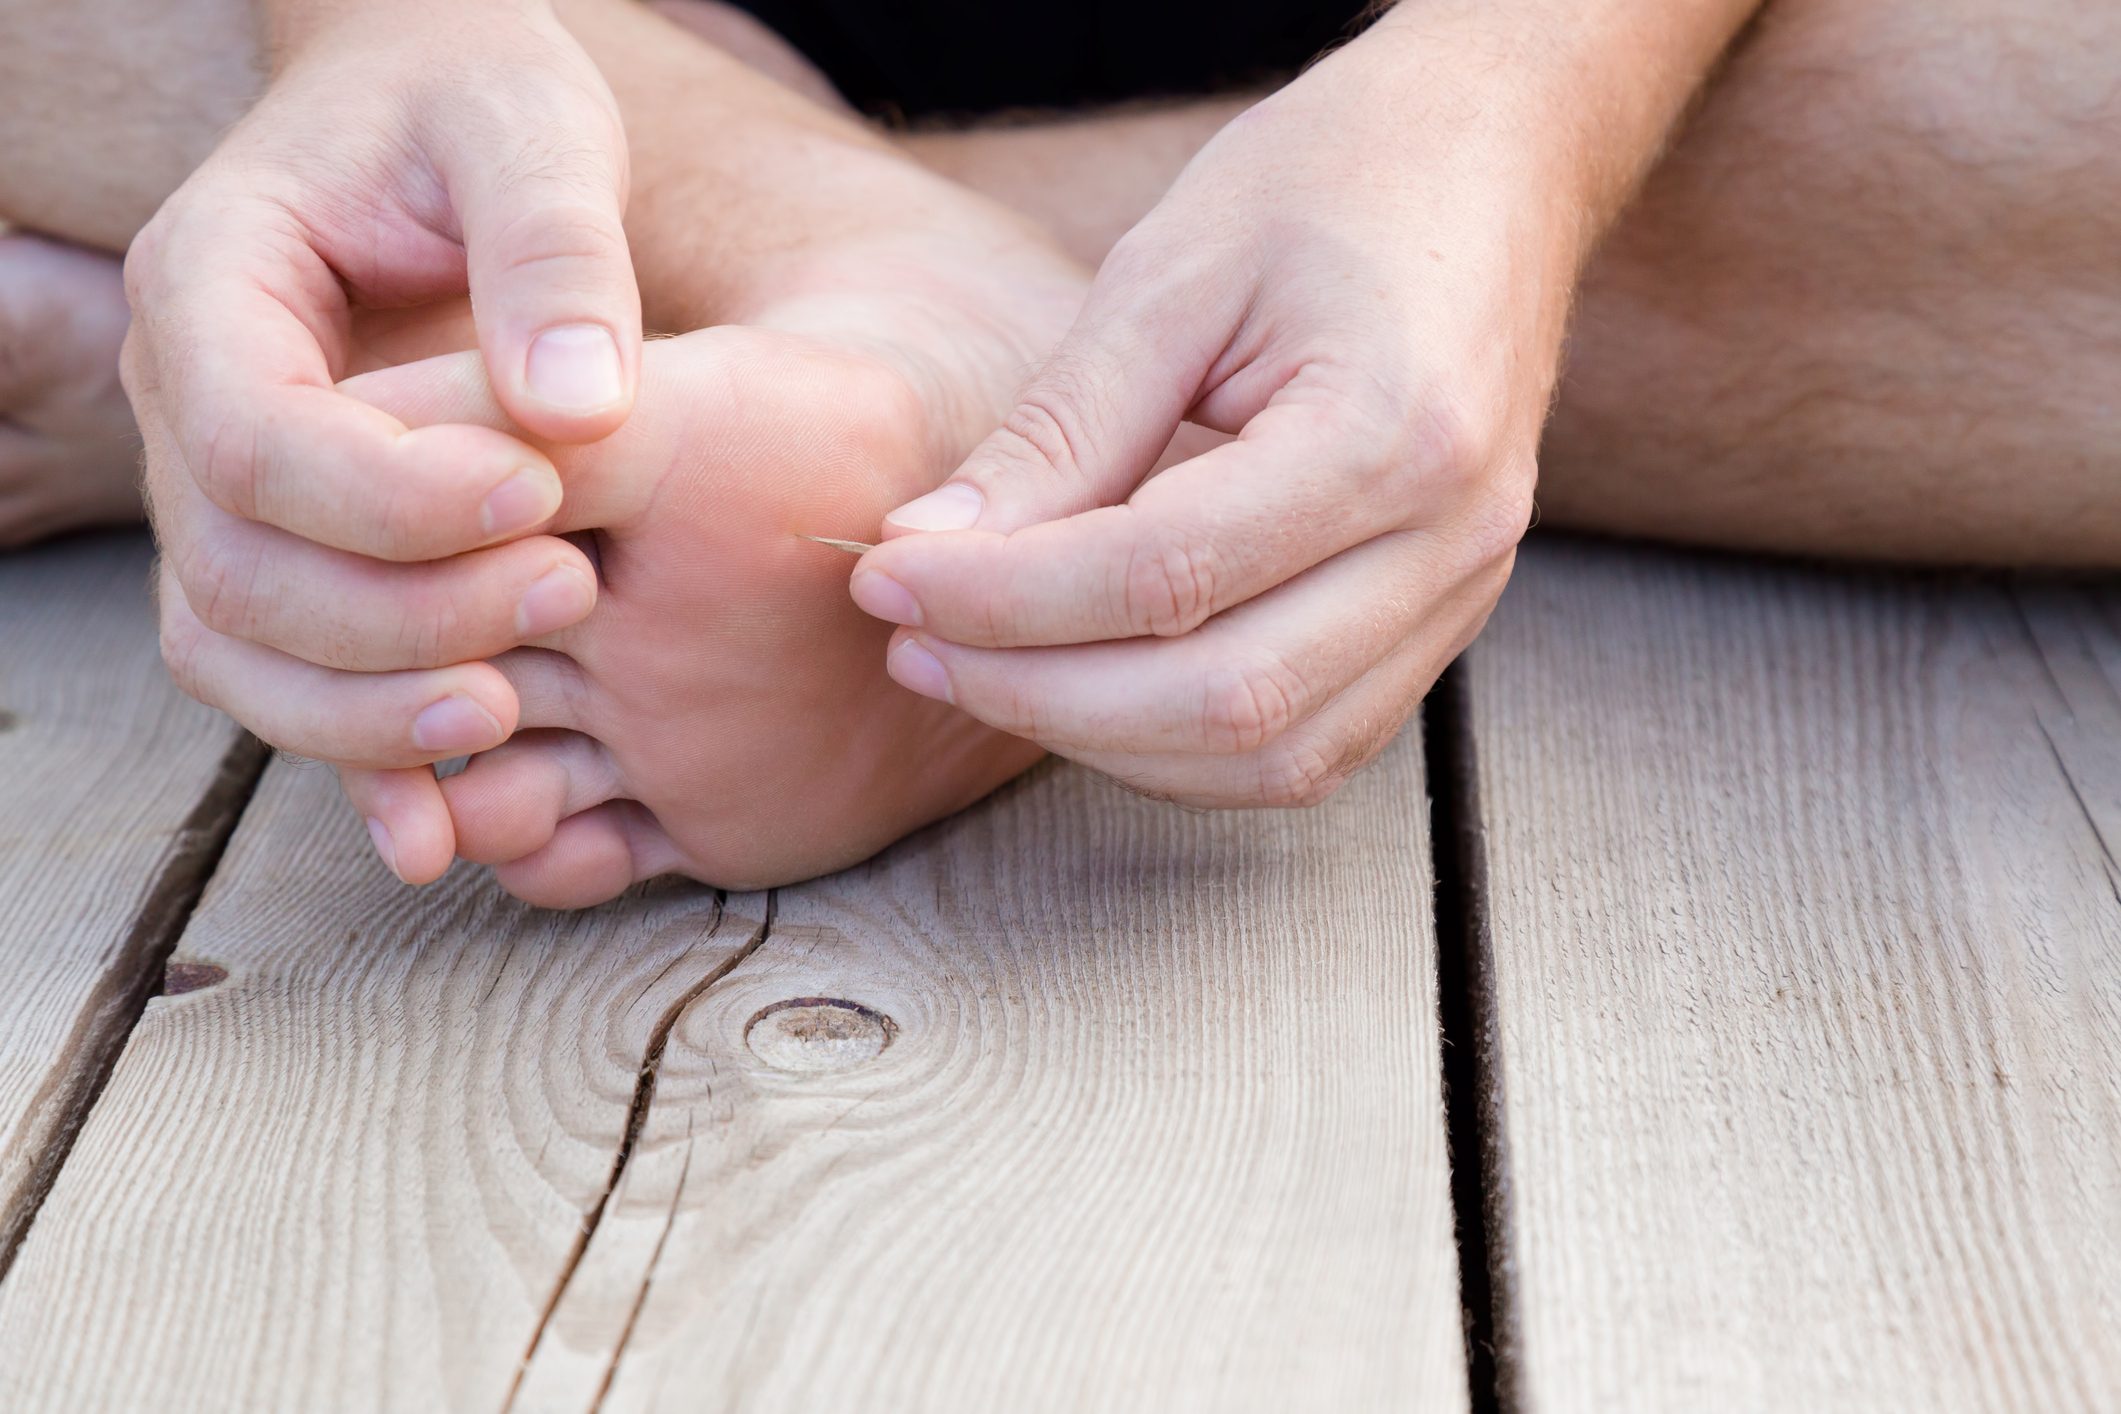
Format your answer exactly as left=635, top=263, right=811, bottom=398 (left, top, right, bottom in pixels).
left=0, top=234, right=141, bottom=548
left=344, top=186, right=1087, bottom=904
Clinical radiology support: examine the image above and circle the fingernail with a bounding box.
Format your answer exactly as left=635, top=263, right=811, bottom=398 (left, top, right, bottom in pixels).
left=885, top=482, right=983, bottom=532
left=525, top=323, right=624, bottom=412
left=887, top=637, right=952, bottom=703
left=516, top=564, right=595, bottom=637
left=412, top=694, right=505, bottom=753
left=365, top=816, right=402, bottom=881
left=849, top=569, right=922, bottom=626
left=481, top=465, right=562, bottom=537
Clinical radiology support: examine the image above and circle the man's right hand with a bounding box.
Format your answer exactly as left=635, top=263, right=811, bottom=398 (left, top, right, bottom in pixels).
left=131, top=0, right=640, bottom=774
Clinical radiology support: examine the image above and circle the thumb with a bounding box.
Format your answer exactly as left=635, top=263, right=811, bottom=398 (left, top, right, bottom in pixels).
left=883, top=268, right=1221, bottom=539
left=441, top=96, right=643, bottom=445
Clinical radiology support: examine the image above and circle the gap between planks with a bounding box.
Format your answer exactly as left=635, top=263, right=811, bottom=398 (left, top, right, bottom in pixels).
left=0, top=731, right=270, bottom=1283
left=498, top=735, right=1476, bottom=1410
left=1424, top=664, right=1512, bottom=1414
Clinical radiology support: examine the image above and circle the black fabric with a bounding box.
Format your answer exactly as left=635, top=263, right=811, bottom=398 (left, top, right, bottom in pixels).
left=727, top=0, right=1375, bottom=118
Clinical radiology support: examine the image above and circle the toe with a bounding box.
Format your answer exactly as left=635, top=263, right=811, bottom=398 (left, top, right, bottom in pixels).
left=490, top=800, right=685, bottom=909
left=492, top=647, right=593, bottom=732
left=443, top=729, right=621, bottom=864
left=339, top=766, right=456, bottom=885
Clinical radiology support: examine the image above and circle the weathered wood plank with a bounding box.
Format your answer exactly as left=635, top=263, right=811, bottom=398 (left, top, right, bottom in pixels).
left=512, top=741, right=1467, bottom=1414
left=1463, top=539, right=2121, bottom=1411
left=0, top=761, right=759, bottom=1412
left=0, top=550, right=1462, bottom=1408
left=0, top=531, right=263, bottom=1267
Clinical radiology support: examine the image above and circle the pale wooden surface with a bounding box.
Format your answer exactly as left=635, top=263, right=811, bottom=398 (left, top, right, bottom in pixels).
left=1463, top=539, right=2121, bottom=1412
left=513, top=746, right=1466, bottom=1414
left=0, top=528, right=1466, bottom=1412
left=6, top=528, right=2118, bottom=1412
left=0, top=758, right=761, bottom=1412
left=0, top=532, right=259, bottom=1263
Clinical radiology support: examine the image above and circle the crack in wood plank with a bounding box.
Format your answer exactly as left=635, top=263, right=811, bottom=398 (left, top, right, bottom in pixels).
left=501, top=891, right=774, bottom=1413
left=589, top=1115, right=696, bottom=1413
left=0, top=730, right=269, bottom=1281
left=2036, top=720, right=2119, bottom=875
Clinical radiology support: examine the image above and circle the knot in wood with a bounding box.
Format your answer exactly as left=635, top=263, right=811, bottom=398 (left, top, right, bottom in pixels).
left=162, top=960, right=228, bottom=996
left=745, top=997, right=895, bottom=1073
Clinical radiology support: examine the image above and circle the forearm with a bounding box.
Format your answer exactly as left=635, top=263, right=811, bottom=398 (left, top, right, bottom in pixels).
left=906, top=0, right=1760, bottom=279
left=0, top=0, right=962, bottom=338
left=0, top=0, right=258, bottom=249
left=902, top=97, right=1254, bottom=268
left=1362, top=0, right=1764, bottom=264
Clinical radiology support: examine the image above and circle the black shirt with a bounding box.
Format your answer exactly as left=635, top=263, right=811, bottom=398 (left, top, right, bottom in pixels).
left=729, top=0, right=1375, bottom=118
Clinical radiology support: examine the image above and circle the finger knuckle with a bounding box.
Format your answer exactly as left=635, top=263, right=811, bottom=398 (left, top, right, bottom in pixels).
left=120, top=214, right=172, bottom=312
left=1396, top=384, right=1492, bottom=496
left=1255, top=738, right=1353, bottom=809
left=1461, top=467, right=1538, bottom=564
left=1121, top=525, right=1220, bottom=638
left=983, top=678, right=1051, bottom=744
left=995, top=392, right=1092, bottom=483
left=490, top=198, right=630, bottom=285
left=183, top=536, right=264, bottom=640
left=399, top=591, right=466, bottom=668
left=1198, top=652, right=1306, bottom=756
left=117, top=328, right=158, bottom=406
left=370, top=491, right=438, bottom=563
left=191, top=407, right=264, bottom=519
left=157, top=603, right=210, bottom=703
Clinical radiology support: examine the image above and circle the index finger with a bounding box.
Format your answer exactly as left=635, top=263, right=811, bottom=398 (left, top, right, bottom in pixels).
left=851, top=397, right=1435, bottom=648
left=125, top=193, right=566, bottom=561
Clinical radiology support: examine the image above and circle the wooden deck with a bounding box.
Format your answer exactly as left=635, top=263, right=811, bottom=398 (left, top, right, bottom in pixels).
left=0, top=530, right=2114, bottom=1412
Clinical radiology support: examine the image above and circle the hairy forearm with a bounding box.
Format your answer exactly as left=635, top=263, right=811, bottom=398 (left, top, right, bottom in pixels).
left=1363, top=0, right=1764, bottom=261
left=902, top=97, right=1255, bottom=268
left=909, top=0, right=1760, bottom=275
left=0, top=0, right=257, bottom=248
left=0, top=0, right=976, bottom=336
left=557, top=0, right=879, bottom=327
left=255, top=0, right=550, bottom=59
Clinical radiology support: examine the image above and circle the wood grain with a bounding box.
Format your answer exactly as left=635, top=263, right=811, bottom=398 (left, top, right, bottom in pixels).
left=512, top=743, right=1467, bottom=1413
left=0, top=760, right=759, bottom=1412
left=0, top=531, right=262, bottom=1266
left=1462, top=539, right=2121, bottom=1411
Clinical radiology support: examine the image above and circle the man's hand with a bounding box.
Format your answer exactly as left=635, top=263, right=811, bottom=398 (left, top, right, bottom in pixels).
left=850, top=0, right=1759, bottom=807
left=129, top=0, right=640, bottom=771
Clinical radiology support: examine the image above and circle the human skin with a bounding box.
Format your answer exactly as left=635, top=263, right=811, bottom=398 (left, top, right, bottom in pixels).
left=0, top=0, right=1080, bottom=900
left=322, top=318, right=1061, bottom=904
left=107, top=0, right=1097, bottom=895
left=0, top=234, right=140, bottom=549
left=7, top=0, right=2118, bottom=891
left=844, top=0, right=1768, bottom=810
left=116, top=0, right=650, bottom=779
left=16, top=0, right=1762, bottom=814
left=885, top=0, right=2121, bottom=569
left=11, top=0, right=2114, bottom=572
left=0, top=0, right=259, bottom=251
